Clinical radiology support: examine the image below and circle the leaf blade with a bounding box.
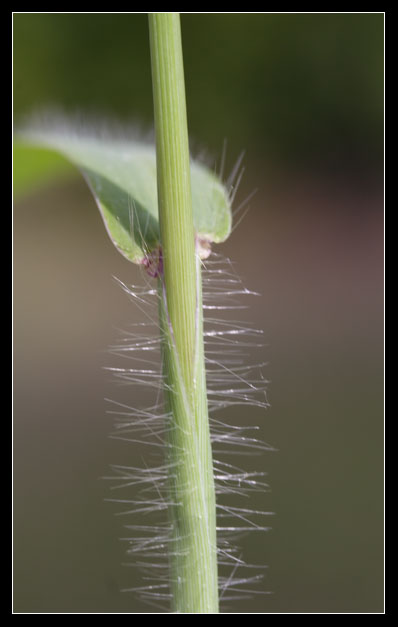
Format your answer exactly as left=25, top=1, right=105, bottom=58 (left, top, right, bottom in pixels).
left=14, top=129, right=232, bottom=263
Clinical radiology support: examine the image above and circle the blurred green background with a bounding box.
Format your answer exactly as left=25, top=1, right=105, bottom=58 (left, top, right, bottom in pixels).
left=13, top=13, right=384, bottom=613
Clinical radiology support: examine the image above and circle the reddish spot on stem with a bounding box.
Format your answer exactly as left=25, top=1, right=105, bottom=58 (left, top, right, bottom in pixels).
left=142, top=247, right=163, bottom=278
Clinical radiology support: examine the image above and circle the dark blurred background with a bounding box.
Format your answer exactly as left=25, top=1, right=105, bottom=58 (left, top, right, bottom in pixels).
left=13, top=13, right=384, bottom=613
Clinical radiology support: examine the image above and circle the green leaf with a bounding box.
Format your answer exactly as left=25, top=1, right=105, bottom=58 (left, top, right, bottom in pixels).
left=14, top=129, right=232, bottom=264
left=13, top=143, right=75, bottom=199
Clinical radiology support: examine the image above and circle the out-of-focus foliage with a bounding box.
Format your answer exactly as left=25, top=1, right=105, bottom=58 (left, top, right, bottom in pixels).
left=13, top=144, right=74, bottom=198
left=13, top=13, right=383, bottom=173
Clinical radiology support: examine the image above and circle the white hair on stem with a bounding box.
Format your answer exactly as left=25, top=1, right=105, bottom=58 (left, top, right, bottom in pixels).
left=103, top=247, right=273, bottom=612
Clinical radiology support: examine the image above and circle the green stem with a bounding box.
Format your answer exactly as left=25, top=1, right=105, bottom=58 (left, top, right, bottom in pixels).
left=148, top=12, right=219, bottom=613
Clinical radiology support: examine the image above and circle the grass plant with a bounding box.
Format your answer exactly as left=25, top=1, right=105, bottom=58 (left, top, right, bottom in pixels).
left=149, top=13, right=219, bottom=612
left=14, top=11, right=270, bottom=614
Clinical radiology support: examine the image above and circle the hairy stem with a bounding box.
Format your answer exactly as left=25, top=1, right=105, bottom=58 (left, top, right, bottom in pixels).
left=149, top=12, right=219, bottom=613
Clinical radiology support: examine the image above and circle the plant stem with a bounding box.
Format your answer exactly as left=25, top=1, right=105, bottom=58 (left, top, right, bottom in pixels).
left=148, top=12, right=219, bottom=613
